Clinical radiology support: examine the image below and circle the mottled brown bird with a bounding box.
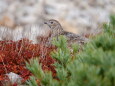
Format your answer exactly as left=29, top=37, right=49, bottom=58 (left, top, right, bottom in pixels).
left=44, top=19, right=87, bottom=45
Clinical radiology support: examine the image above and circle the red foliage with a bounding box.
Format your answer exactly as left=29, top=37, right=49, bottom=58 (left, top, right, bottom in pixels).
left=0, top=39, right=56, bottom=82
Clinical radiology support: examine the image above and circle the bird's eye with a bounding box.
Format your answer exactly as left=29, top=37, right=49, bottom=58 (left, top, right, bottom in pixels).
left=50, top=22, right=53, bottom=24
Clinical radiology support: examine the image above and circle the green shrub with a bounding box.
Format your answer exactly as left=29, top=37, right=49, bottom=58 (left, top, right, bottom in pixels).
left=26, top=14, right=115, bottom=86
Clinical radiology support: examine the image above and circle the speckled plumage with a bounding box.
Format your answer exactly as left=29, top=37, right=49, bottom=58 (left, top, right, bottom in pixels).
left=44, top=19, right=88, bottom=45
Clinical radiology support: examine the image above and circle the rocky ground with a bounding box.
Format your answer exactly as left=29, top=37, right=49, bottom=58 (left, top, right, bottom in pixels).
left=0, top=0, right=115, bottom=39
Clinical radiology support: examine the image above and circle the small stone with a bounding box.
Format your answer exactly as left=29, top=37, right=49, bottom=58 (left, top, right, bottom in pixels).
left=6, top=72, right=23, bottom=85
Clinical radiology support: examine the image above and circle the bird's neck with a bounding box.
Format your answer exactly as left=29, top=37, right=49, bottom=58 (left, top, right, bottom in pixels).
left=51, top=24, right=64, bottom=37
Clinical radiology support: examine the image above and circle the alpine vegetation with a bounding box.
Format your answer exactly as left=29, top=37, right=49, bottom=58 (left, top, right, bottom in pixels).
left=26, top=14, right=115, bottom=86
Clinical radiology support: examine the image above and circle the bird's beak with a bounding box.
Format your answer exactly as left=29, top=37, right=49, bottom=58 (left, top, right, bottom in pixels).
left=44, top=20, right=51, bottom=28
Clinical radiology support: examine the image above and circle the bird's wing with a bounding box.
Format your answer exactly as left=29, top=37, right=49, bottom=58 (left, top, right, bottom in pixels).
left=61, top=31, right=89, bottom=44
left=61, top=31, right=81, bottom=40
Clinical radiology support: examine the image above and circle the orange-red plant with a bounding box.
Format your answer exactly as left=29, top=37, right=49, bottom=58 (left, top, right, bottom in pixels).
left=0, top=39, right=56, bottom=82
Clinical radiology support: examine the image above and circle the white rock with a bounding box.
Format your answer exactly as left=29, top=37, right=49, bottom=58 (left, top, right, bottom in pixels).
left=6, top=72, right=22, bottom=84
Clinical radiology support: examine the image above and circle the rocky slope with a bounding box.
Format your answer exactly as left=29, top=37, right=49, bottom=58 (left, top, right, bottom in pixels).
left=0, top=0, right=114, bottom=37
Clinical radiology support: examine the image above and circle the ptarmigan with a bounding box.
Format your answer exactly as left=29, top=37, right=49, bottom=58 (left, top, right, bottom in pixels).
left=44, top=19, right=88, bottom=45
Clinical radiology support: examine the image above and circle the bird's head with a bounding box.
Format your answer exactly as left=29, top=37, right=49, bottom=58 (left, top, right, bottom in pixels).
left=44, top=19, right=62, bottom=30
